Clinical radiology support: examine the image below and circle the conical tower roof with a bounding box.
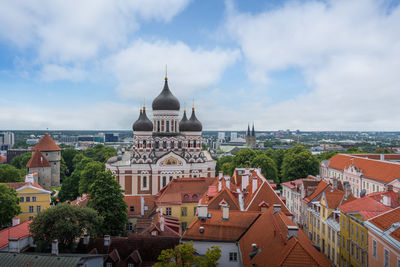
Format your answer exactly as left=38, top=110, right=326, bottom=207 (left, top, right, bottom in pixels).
left=34, top=133, right=61, bottom=151
left=26, top=149, right=51, bottom=168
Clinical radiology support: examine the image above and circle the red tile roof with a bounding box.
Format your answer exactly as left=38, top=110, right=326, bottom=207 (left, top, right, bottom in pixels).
left=0, top=220, right=32, bottom=249
left=204, top=184, right=241, bottom=211
left=3, top=181, right=44, bottom=191
left=182, top=210, right=261, bottom=242
left=323, top=188, right=355, bottom=209
left=339, top=196, right=392, bottom=220
left=328, top=154, right=400, bottom=184
left=368, top=207, right=400, bottom=242
left=33, top=133, right=61, bottom=151
left=239, top=207, right=331, bottom=267
left=124, top=195, right=156, bottom=217
left=156, top=178, right=215, bottom=205
left=0, top=156, right=6, bottom=163
left=26, top=149, right=51, bottom=168
left=366, top=190, right=400, bottom=208
left=304, top=180, right=330, bottom=204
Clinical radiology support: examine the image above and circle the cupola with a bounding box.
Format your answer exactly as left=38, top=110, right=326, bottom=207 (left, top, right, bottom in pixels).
left=132, top=107, right=153, bottom=132
left=152, top=77, right=180, bottom=111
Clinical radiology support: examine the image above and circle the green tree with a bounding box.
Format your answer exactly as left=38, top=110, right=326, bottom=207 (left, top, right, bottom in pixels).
left=0, top=164, right=24, bottom=183
left=29, top=203, right=103, bottom=252
left=251, top=154, right=278, bottom=183
left=88, top=171, right=127, bottom=236
left=281, top=146, right=319, bottom=181
left=58, top=172, right=80, bottom=202
left=154, top=242, right=221, bottom=267
left=61, top=148, right=80, bottom=175
left=0, top=184, right=21, bottom=228
left=221, top=162, right=235, bottom=176
left=11, top=152, right=32, bottom=169
left=272, top=148, right=285, bottom=181
left=79, top=161, right=105, bottom=194
left=85, top=144, right=117, bottom=163
left=345, top=147, right=365, bottom=153
left=316, top=151, right=339, bottom=162
left=215, top=155, right=234, bottom=175
left=232, top=148, right=258, bottom=167
left=265, top=148, right=275, bottom=159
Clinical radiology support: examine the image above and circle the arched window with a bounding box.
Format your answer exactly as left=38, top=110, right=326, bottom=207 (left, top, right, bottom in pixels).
left=193, top=140, right=196, bottom=148
left=162, top=176, right=167, bottom=187
left=163, top=141, right=167, bottom=149
left=166, top=121, right=170, bottom=132
left=171, top=120, right=174, bottom=132
left=155, top=141, right=159, bottom=149
left=143, top=140, right=146, bottom=148
left=175, top=121, right=177, bottom=132
left=171, top=141, right=174, bottom=149
left=157, top=121, right=160, bottom=132
left=143, top=176, right=147, bottom=188
left=178, top=141, right=182, bottom=148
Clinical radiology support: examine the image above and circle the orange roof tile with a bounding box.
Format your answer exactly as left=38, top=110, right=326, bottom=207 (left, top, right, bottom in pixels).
left=328, top=154, right=400, bottom=184
left=368, top=207, right=400, bottom=242
left=182, top=210, right=261, bottom=242
left=0, top=220, right=32, bottom=249
left=239, top=207, right=331, bottom=267
left=26, top=150, right=51, bottom=168
left=205, top=184, right=241, bottom=211
left=34, top=133, right=61, bottom=151
left=156, top=178, right=215, bottom=205
left=3, top=181, right=44, bottom=191
left=124, top=195, right=156, bottom=217
left=304, top=180, right=330, bottom=204
left=0, top=156, right=6, bottom=163
left=339, top=196, right=392, bottom=220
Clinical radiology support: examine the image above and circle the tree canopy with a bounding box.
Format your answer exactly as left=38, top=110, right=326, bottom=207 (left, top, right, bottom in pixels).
left=29, top=203, right=103, bottom=252
left=78, top=161, right=105, bottom=194
left=281, top=146, right=319, bottom=181
left=11, top=152, right=32, bottom=169
left=154, top=242, right=221, bottom=267
left=0, top=164, right=24, bottom=183
left=88, top=170, right=127, bottom=236
left=84, top=144, right=117, bottom=163
left=0, top=184, right=21, bottom=228
left=250, top=154, right=278, bottom=183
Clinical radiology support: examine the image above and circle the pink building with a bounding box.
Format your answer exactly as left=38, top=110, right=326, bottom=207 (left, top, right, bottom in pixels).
left=365, top=207, right=400, bottom=267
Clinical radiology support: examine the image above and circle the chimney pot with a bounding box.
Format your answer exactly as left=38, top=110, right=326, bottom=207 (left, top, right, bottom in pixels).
left=287, top=225, right=299, bottom=240
left=8, top=238, right=19, bottom=253
left=104, top=235, right=111, bottom=247
left=273, top=204, right=281, bottom=214
left=12, top=218, right=20, bottom=226
left=51, top=239, right=59, bottom=255
left=222, top=204, right=229, bottom=221
left=197, top=205, right=208, bottom=219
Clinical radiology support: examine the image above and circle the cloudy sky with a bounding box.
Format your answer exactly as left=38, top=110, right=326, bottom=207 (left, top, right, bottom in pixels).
left=1, top=0, right=400, bottom=131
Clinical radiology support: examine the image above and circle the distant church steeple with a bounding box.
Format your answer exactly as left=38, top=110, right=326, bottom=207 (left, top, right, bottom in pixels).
left=245, top=123, right=256, bottom=147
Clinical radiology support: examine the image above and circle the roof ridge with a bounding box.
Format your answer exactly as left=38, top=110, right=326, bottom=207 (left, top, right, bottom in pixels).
left=368, top=205, right=400, bottom=221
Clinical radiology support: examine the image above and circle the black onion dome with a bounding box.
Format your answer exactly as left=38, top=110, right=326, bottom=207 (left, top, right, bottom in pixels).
left=179, top=110, right=191, bottom=131
left=185, top=108, right=202, bottom=131
left=152, top=78, right=180, bottom=111
left=132, top=108, right=153, bottom=131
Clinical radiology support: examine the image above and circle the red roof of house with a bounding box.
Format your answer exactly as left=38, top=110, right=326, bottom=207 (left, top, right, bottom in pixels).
left=4, top=181, right=44, bottom=191
left=304, top=180, right=330, bottom=204
left=182, top=210, right=261, bottom=242
left=239, top=206, right=331, bottom=267
left=26, top=149, right=51, bottom=168
left=323, top=189, right=355, bottom=209
left=204, top=184, right=241, bottom=211
left=367, top=190, right=400, bottom=208
left=33, top=133, right=61, bottom=152
left=156, top=178, right=215, bottom=205
left=368, top=207, right=400, bottom=242
left=0, top=220, right=32, bottom=249
left=0, top=156, right=6, bottom=163
left=124, top=195, right=156, bottom=217
left=328, top=154, right=400, bottom=184
left=339, top=196, right=392, bottom=220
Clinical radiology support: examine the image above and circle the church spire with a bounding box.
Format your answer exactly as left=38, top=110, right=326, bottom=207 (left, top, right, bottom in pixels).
left=252, top=123, right=255, bottom=137
left=247, top=124, right=250, bottom=136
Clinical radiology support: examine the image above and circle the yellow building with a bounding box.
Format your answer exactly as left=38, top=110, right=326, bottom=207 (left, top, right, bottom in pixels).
left=307, top=185, right=355, bottom=266
left=155, top=178, right=215, bottom=232
left=338, top=192, right=394, bottom=267
left=4, top=181, right=51, bottom=222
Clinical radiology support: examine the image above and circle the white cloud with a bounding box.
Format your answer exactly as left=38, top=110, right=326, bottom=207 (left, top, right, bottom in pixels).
left=225, top=0, right=400, bottom=130
left=107, top=40, right=240, bottom=99
left=0, top=0, right=191, bottom=79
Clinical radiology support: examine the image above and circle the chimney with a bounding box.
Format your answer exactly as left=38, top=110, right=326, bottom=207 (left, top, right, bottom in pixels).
left=225, top=176, right=230, bottom=190
left=160, top=214, right=165, bottom=232
left=140, top=196, right=144, bottom=216
left=222, top=204, right=229, bottom=221
left=219, top=171, right=223, bottom=179
left=249, top=243, right=260, bottom=259
left=273, top=204, right=281, bottom=214
left=252, top=177, right=258, bottom=193
left=8, top=238, right=19, bottom=253
left=104, top=235, right=111, bottom=247
left=12, top=218, right=20, bottom=226
left=380, top=154, right=385, bottom=161
left=385, top=184, right=393, bottom=192
left=242, top=175, right=249, bottom=191
left=83, top=234, right=89, bottom=245
left=287, top=225, right=299, bottom=240
left=332, top=179, right=338, bottom=191
left=197, top=205, right=208, bottom=219
left=51, top=240, right=59, bottom=256
left=218, top=174, right=223, bottom=192
left=238, top=191, right=244, bottom=211
left=382, top=195, right=391, bottom=207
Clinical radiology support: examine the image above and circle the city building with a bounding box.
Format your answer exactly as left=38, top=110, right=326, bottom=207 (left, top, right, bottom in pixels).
left=338, top=188, right=398, bottom=267
left=218, top=131, right=225, bottom=141
left=0, top=132, right=14, bottom=150
left=6, top=149, right=30, bottom=165
left=303, top=180, right=330, bottom=232
left=105, top=133, right=119, bottom=143
left=0, top=219, right=32, bottom=252
left=245, top=124, right=256, bottom=147
left=124, top=195, right=156, bottom=233
left=155, top=177, right=215, bottom=232
left=26, top=133, right=61, bottom=189
left=307, top=181, right=355, bottom=266
left=3, top=176, right=51, bottom=222
left=239, top=205, right=332, bottom=267
left=365, top=207, right=400, bottom=267
left=106, top=76, right=216, bottom=196
left=320, top=154, right=400, bottom=197
left=230, top=132, right=237, bottom=141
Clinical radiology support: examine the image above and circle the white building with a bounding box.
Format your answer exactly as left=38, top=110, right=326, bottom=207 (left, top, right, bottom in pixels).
left=0, top=132, right=14, bottom=149
left=106, top=76, right=216, bottom=196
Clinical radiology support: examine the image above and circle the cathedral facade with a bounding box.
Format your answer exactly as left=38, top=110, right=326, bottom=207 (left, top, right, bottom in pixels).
left=106, top=77, right=216, bottom=196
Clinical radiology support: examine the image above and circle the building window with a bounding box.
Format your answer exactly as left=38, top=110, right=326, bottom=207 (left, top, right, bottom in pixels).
left=372, top=240, right=377, bottom=258
left=130, top=206, right=135, bottom=212
left=32, top=196, right=36, bottom=202
left=157, top=121, right=160, bottom=132
left=155, top=141, right=159, bottom=149
left=178, top=141, right=182, bottom=148
left=166, top=121, right=170, bottom=132
left=162, top=176, right=167, bottom=187
left=20, top=197, right=24, bottom=202
left=193, top=207, right=197, bottom=216
left=163, top=141, right=167, bottom=149
left=166, top=207, right=172, bottom=216
left=29, top=206, right=34, bottom=213
left=384, top=249, right=389, bottom=267
left=128, top=264, right=134, bottom=267
left=181, top=222, right=187, bottom=231
left=142, top=176, right=147, bottom=189
left=229, top=252, right=238, bottom=262
left=36, top=206, right=41, bottom=212
left=181, top=207, right=187, bottom=216
left=26, top=197, right=30, bottom=202
left=106, top=263, right=112, bottom=267
left=126, top=223, right=133, bottom=231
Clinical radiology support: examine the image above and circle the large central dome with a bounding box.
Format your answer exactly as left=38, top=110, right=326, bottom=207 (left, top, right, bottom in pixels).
left=152, top=78, right=180, bottom=111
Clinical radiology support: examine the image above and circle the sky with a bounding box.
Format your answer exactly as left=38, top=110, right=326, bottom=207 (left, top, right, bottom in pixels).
left=1, top=0, right=400, bottom=131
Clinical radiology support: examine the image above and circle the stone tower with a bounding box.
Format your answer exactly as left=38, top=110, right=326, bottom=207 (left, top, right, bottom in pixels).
left=27, top=133, right=61, bottom=188
left=26, top=149, right=52, bottom=189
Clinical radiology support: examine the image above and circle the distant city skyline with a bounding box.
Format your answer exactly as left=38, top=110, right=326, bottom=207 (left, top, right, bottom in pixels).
left=1, top=0, right=400, bottom=131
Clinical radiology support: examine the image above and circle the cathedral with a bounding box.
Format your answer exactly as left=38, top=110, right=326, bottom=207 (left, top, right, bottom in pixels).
left=106, top=76, right=216, bottom=196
